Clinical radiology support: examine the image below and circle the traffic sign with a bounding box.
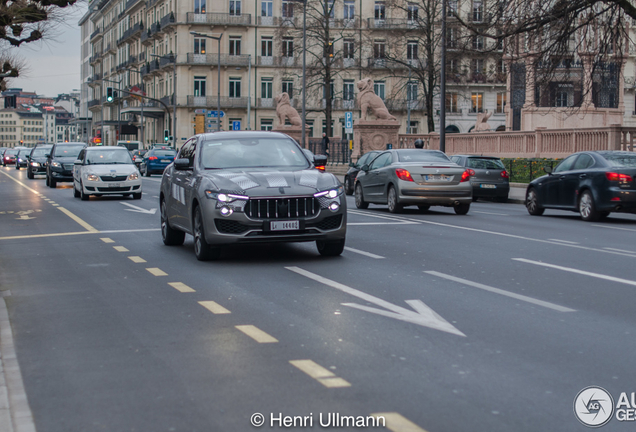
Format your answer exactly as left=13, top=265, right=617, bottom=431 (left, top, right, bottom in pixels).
left=232, top=120, right=241, bottom=131
left=207, top=111, right=225, bottom=118
left=345, top=111, right=353, bottom=134
left=194, top=109, right=207, bottom=114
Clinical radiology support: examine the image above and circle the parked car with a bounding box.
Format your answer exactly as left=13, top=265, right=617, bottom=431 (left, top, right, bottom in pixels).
left=26, top=144, right=53, bottom=179
left=160, top=131, right=345, bottom=260
left=354, top=149, right=473, bottom=214
left=2, top=148, right=24, bottom=167
left=15, top=147, right=32, bottom=169
left=344, top=150, right=381, bottom=195
left=140, top=147, right=178, bottom=176
left=450, top=155, right=510, bottom=202
left=73, top=146, right=142, bottom=200
left=46, top=142, right=87, bottom=188
left=525, top=151, right=636, bottom=221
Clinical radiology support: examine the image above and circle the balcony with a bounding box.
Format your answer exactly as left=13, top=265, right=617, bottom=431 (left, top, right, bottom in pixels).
left=367, top=58, right=388, bottom=69
left=124, top=0, right=142, bottom=12
left=146, top=0, right=160, bottom=9
left=160, top=12, right=176, bottom=29
left=384, top=99, right=426, bottom=111
left=186, top=12, right=251, bottom=26
left=159, top=55, right=175, bottom=69
left=333, top=99, right=356, bottom=110
left=87, top=99, right=101, bottom=109
left=150, top=22, right=162, bottom=38
left=187, top=53, right=250, bottom=67
left=366, top=18, right=419, bottom=30
left=90, top=27, right=102, bottom=41
left=184, top=96, right=250, bottom=109
left=90, top=53, right=102, bottom=65
left=140, top=30, right=151, bottom=45
left=256, top=98, right=275, bottom=108
left=160, top=95, right=174, bottom=107
left=467, top=11, right=490, bottom=24
left=331, top=18, right=360, bottom=29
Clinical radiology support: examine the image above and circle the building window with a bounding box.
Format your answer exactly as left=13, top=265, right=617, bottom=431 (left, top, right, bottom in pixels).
left=261, top=78, right=273, bottom=99
left=306, top=119, right=314, bottom=137
left=261, top=0, right=272, bottom=17
left=282, top=38, right=294, bottom=57
left=473, top=0, right=483, bottom=21
left=373, top=40, right=385, bottom=58
left=194, top=0, right=206, bottom=14
left=322, top=119, right=334, bottom=136
left=407, top=41, right=418, bottom=60
left=261, top=37, right=273, bottom=57
left=407, top=81, right=417, bottom=101
left=260, top=119, right=273, bottom=131
left=282, top=0, right=293, bottom=18
left=472, top=36, right=484, bottom=50
left=343, top=39, right=354, bottom=59
left=447, top=28, right=457, bottom=49
left=229, top=78, right=241, bottom=98
left=555, top=91, right=568, bottom=107
left=472, top=58, right=484, bottom=74
left=343, top=80, right=355, bottom=100
left=448, top=0, right=458, bottom=14
left=194, top=38, right=206, bottom=54
left=374, top=81, right=385, bottom=100
left=229, top=0, right=241, bottom=15
left=229, top=37, right=241, bottom=55
left=326, top=0, right=334, bottom=18
left=282, top=80, right=294, bottom=98
left=407, top=121, right=418, bottom=134
left=374, top=1, right=385, bottom=20
left=496, top=92, right=506, bottom=113
left=194, top=76, right=206, bottom=96
left=471, top=92, right=483, bottom=113
left=344, top=0, right=354, bottom=19
left=407, top=3, right=418, bottom=21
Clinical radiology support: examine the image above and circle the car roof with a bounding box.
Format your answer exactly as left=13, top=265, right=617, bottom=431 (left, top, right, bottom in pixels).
left=197, top=130, right=295, bottom=140
left=85, top=146, right=128, bottom=151
left=54, top=142, right=86, bottom=146
left=452, top=154, right=502, bottom=159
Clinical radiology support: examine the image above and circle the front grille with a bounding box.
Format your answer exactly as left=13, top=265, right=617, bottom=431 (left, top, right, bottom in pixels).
left=97, top=186, right=131, bottom=192
left=63, top=164, right=74, bottom=171
left=215, top=219, right=249, bottom=234
left=100, top=175, right=128, bottom=181
left=315, top=215, right=343, bottom=231
left=245, top=197, right=320, bottom=219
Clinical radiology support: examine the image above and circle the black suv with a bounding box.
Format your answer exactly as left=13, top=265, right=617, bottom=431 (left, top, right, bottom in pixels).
left=46, top=142, right=87, bottom=188
left=27, top=144, right=52, bottom=179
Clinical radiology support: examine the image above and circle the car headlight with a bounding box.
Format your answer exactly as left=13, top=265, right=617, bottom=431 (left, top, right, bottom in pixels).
left=205, top=191, right=249, bottom=202
left=314, top=185, right=344, bottom=198
left=30, top=162, right=40, bottom=167
left=86, top=174, right=99, bottom=181
left=51, top=161, right=61, bottom=168
left=128, top=172, right=139, bottom=180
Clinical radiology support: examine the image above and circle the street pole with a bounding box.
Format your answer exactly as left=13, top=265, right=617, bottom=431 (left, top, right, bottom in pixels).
left=440, top=0, right=447, bottom=153
left=301, top=0, right=307, bottom=147
left=217, top=36, right=221, bottom=131
left=407, top=68, right=411, bottom=135
left=172, top=55, right=177, bottom=143
left=247, top=54, right=251, bottom=130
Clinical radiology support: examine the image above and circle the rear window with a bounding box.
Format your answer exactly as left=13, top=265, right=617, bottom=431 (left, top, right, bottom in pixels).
left=603, top=154, right=636, bottom=167
left=153, top=150, right=177, bottom=157
left=467, top=158, right=505, bottom=169
left=397, top=150, right=451, bottom=162
left=31, top=147, right=52, bottom=157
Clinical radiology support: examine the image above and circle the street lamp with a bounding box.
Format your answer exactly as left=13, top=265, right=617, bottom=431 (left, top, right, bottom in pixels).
left=190, top=31, right=223, bottom=131
left=128, top=68, right=145, bottom=147
left=150, top=53, right=177, bottom=143
left=440, top=0, right=447, bottom=152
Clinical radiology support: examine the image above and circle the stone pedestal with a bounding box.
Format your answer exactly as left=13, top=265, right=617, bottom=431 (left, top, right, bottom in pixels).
left=272, top=126, right=311, bottom=146
left=352, top=120, right=400, bottom=159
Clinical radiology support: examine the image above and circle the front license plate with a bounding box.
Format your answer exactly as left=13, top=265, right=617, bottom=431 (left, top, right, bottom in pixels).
left=270, top=220, right=299, bottom=231
left=424, top=175, right=451, bottom=182
left=480, top=184, right=496, bottom=189
left=108, top=183, right=121, bottom=187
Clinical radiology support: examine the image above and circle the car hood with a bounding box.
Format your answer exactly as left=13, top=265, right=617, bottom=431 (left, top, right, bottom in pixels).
left=203, top=169, right=339, bottom=197
left=32, top=156, right=48, bottom=163
left=85, top=164, right=138, bottom=175
left=52, top=157, right=80, bottom=164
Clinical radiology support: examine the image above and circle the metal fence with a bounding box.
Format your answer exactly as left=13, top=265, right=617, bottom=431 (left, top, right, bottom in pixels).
left=502, top=158, right=561, bottom=183
left=307, top=139, right=351, bottom=165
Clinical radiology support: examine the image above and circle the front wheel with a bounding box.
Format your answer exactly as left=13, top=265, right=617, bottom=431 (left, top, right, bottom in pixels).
left=144, top=166, right=151, bottom=177
left=133, top=192, right=142, bottom=199
left=80, top=181, right=89, bottom=200
left=73, top=182, right=80, bottom=198
left=387, top=185, right=403, bottom=213
left=454, top=203, right=470, bottom=215
left=579, top=190, right=601, bottom=222
left=355, top=183, right=369, bottom=209
left=316, top=238, right=345, bottom=256
left=526, top=188, right=544, bottom=216
left=161, top=200, right=185, bottom=246
left=27, top=169, right=33, bottom=179
left=193, top=206, right=220, bottom=261
left=344, top=176, right=354, bottom=195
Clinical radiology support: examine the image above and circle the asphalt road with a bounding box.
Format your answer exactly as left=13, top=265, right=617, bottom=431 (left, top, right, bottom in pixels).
left=1, top=165, right=636, bottom=432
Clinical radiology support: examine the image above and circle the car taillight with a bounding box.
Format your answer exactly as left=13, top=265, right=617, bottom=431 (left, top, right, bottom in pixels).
left=316, top=165, right=325, bottom=171
left=149, top=156, right=158, bottom=160
left=501, top=170, right=509, bottom=178
left=395, top=168, right=414, bottom=182
left=606, top=172, right=633, bottom=182
left=461, top=169, right=472, bottom=182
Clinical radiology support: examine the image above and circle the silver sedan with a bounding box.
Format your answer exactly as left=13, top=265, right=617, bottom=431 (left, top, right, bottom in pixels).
left=354, top=149, right=473, bottom=214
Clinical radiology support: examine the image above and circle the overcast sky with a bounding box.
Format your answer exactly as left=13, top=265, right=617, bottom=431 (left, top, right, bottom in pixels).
left=7, top=2, right=88, bottom=98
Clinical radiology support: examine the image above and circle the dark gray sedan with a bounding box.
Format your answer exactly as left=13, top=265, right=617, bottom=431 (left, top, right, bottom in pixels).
left=354, top=149, right=473, bottom=214
left=450, top=155, right=510, bottom=202
left=160, top=131, right=347, bottom=260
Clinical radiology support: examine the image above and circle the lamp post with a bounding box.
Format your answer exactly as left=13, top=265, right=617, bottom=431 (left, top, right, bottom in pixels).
left=150, top=53, right=177, bottom=143
left=128, top=69, right=145, bottom=147
left=102, top=77, right=122, bottom=145
left=190, top=31, right=223, bottom=131
left=440, top=0, right=447, bottom=152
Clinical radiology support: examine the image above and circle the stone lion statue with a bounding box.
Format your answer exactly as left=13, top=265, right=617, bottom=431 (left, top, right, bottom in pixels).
left=357, top=78, right=397, bottom=121
left=275, top=92, right=302, bottom=127
left=473, top=111, right=493, bottom=132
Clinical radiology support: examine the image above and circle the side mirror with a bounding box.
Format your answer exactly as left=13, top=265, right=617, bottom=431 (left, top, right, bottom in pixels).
left=361, top=164, right=370, bottom=172
left=45, top=154, right=50, bottom=158
left=74, top=159, right=82, bottom=165
left=313, top=155, right=328, bottom=169
left=349, top=161, right=355, bottom=167
left=174, top=158, right=191, bottom=171
left=544, top=166, right=553, bottom=174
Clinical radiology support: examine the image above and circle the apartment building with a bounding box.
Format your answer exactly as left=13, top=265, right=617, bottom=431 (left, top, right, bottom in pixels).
left=0, top=109, right=45, bottom=147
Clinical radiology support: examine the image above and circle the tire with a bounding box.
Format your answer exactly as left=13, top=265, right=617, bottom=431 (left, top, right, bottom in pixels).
left=27, top=169, right=33, bottom=179
left=316, top=238, right=345, bottom=256
left=193, top=206, right=220, bottom=261
left=73, top=182, right=80, bottom=198
left=472, top=196, right=478, bottom=202
left=355, top=183, right=369, bottom=209
left=15, top=165, right=19, bottom=170
left=387, top=185, right=403, bottom=213
left=49, top=178, right=56, bottom=188
left=45, top=174, right=49, bottom=186
left=579, top=190, right=601, bottom=222
left=144, top=166, right=151, bottom=177
left=344, top=176, right=354, bottom=195
left=80, top=181, right=89, bottom=200
left=417, top=204, right=430, bottom=212
left=526, top=188, right=544, bottom=216
left=161, top=200, right=185, bottom=246
left=133, top=192, right=142, bottom=199
left=454, top=203, right=470, bottom=215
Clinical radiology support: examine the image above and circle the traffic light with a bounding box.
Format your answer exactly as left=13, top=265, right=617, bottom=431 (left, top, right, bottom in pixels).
left=164, top=129, right=169, bottom=141
left=328, top=42, right=333, bottom=58
left=106, top=87, right=114, bottom=102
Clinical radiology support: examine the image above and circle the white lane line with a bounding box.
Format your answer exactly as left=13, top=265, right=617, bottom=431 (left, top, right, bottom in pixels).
left=513, top=258, right=636, bottom=287
left=547, top=239, right=579, bottom=245
left=592, top=224, right=636, bottom=233
left=98, top=229, right=162, bottom=233
left=344, top=247, right=385, bottom=259
left=425, top=271, right=575, bottom=312
left=473, top=211, right=509, bottom=216
left=348, top=222, right=418, bottom=226
left=348, top=210, right=418, bottom=221
left=604, top=247, right=636, bottom=255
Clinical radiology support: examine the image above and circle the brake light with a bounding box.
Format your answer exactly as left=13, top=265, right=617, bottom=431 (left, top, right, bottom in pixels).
left=148, top=156, right=158, bottom=160
left=316, top=165, right=325, bottom=171
left=461, top=169, right=472, bottom=182
left=606, top=172, right=633, bottom=182
left=501, top=170, right=509, bottom=178
left=395, top=168, right=414, bottom=182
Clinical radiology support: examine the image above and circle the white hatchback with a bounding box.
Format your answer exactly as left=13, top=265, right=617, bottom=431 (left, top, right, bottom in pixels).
left=73, top=146, right=142, bottom=200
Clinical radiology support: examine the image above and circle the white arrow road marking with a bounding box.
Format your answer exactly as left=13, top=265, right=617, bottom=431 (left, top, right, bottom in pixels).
left=15, top=210, right=35, bottom=220
left=120, top=202, right=157, bottom=214
left=513, top=258, right=636, bottom=287
left=286, top=266, right=465, bottom=337
left=425, top=271, right=575, bottom=312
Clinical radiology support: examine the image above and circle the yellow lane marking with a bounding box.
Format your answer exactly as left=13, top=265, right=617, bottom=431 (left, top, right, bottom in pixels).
left=113, top=246, right=129, bottom=252
left=370, top=413, right=429, bottom=432
left=57, top=207, right=98, bottom=233
left=198, top=300, right=230, bottom=313
left=0, top=231, right=92, bottom=241
left=100, top=238, right=115, bottom=243
left=289, top=360, right=351, bottom=388
left=128, top=256, right=146, bottom=263
left=146, top=268, right=167, bottom=276
left=235, top=325, right=278, bottom=343
left=169, top=282, right=196, bottom=293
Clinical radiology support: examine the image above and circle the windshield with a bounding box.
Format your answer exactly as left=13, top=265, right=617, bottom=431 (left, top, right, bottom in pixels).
left=397, top=150, right=451, bottom=163
left=4, top=149, right=18, bottom=156
left=200, top=137, right=310, bottom=170
left=603, top=154, right=636, bottom=168
left=31, top=147, right=52, bottom=157
left=86, top=149, right=133, bottom=165
left=153, top=150, right=177, bottom=157
left=467, top=158, right=505, bottom=169
left=54, top=145, right=85, bottom=158
left=18, top=149, right=31, bottom=157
